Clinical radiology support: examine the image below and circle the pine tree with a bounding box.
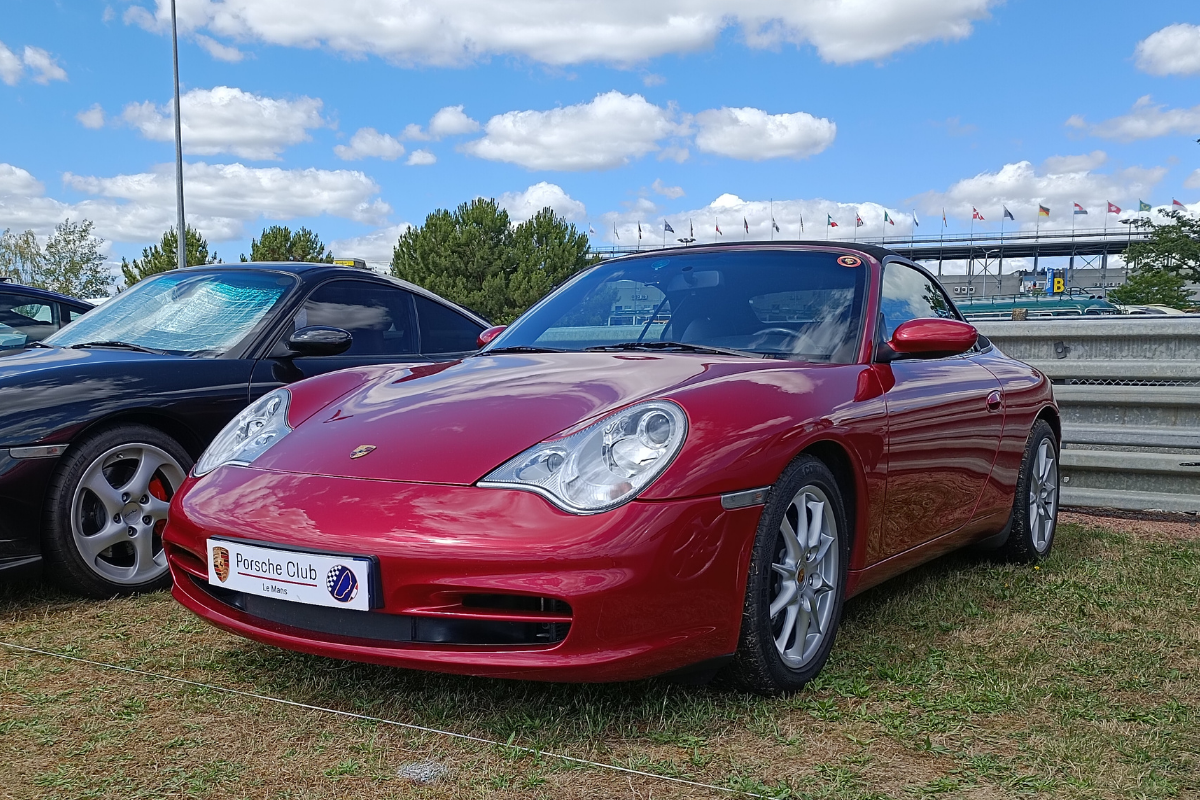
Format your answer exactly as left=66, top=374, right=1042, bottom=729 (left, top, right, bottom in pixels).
left=121, top=226, right=218, bottom=287
left=241, top=226, right=334, bottom=263
left=391, top=199, right=593, bottom=323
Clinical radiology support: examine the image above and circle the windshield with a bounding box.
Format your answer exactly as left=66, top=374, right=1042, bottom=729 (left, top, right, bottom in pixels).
left=488, top=249, right=869, bottom=362
left=46, top=270, right=297, bottom=356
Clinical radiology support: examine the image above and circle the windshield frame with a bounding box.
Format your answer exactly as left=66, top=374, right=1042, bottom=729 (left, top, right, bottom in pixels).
left=44, top=267, right=302, bottom=359
left=481, top=245, right=875, bottom=363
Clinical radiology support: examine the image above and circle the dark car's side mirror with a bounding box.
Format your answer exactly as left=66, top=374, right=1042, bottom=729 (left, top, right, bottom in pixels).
left=287, top=326, right=353, bottom=357
left=477, top=325, right=507, bottom=348
left=885, top=318, right=978, bottom=359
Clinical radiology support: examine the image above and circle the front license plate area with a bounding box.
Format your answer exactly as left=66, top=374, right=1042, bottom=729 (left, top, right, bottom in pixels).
left=207, top=539, right=373, bottom=612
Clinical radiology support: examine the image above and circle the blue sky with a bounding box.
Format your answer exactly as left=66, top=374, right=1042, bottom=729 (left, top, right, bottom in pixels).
left=2, top=0, right=1198, bottom=274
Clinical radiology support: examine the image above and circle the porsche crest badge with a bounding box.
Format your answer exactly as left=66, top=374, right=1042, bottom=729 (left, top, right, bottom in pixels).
left=350, top=444, right=377, bottom=459
left=212, top=546, right=230, bottom=582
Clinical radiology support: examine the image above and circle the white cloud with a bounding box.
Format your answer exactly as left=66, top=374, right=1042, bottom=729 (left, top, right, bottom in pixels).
left=76, top=104, right=106, bottom=130
left=402, top=105, right=480, bottom=141
left=1079, top=96, right=1200, bottom=142
left=693, top=107, right=836, bottom=160
left=428, top=105, right=479, bottom=138
left=0, top=164, right=45, bottom=197
left=21, top=46, right=67, bottom=84
left=121, top=86, right=329, bottom=160
left=123, top=0, right=997, bottom=66
left=912, top=160, right=1168, bottom=229
left=406, top=149, right=436, bottom=166
left=195, top=34, right=245, bottom=62
left=1135, top=23, right=1200, bottom=76
left=1185, top=169, right=1200, bottom=190
left=0, top=41, right=68, bottom=85
left=464, top=91, right=679, bottom=171
left=0, top=161, right=389, bottom=244
left=1042, top=151, right=1107, bottom=174
left=330, top=223, right=411, bottom=267
left=651, top=178, right=685, bottom=199
left=497, top=182, right=586, bottom=222
left=0, top=42, right=22, bottom=86
left=334, top=128, right=405, bottom=161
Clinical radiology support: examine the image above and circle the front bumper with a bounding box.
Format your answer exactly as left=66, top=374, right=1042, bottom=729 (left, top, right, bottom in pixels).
left=164, top=466, right=764, bottom=682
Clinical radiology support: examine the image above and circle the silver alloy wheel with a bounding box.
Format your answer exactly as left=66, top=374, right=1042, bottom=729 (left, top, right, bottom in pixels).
left=770, top=485, right=839, bottom=669
left=1028, top=438, right=1058, bottom=553
left=70, top=443, right=186, bottom=585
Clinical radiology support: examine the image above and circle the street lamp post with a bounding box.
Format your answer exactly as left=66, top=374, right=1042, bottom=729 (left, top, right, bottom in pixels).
left=170, top=0, right=186, bottom=271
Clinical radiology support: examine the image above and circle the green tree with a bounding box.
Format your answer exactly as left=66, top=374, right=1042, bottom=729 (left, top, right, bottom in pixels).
left=0, top=219, right=113, bottom=298
left=1109, top=267, right=1194, bottom=309
left=241, top=225, right=334, bottom=262
left=121, top=226, right=218, bottom=287
left=391, top=199, right=593, bottom=323
left=0, top=229, right=43, bottom=286
left=1124, top=210, right=1200, bottom=280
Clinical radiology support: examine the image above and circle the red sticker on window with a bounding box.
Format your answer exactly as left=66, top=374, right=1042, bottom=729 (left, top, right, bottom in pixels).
left=837, top=255, right=862, bottom=267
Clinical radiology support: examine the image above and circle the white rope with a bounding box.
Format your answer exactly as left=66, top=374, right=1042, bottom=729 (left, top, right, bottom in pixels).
left=0, top=640, right=768, bottom=798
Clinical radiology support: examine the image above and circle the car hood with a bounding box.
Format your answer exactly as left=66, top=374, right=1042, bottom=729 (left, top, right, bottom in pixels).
left=251, top=352, right=778, bottom=485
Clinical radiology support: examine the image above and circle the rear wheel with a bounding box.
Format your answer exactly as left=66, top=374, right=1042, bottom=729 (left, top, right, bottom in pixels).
left=998, top=419, right=1059, bottom=564
left=726, top=455, right=850, bottom=695
left=43, top=425, right=191, bottom=598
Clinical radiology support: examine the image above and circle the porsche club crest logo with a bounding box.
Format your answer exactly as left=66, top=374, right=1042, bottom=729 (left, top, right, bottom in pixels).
left=212, top=546, right=230, bottom=583
left=837, top=255, right=862, bottom=268
left=350, top=444, right=377, bottom=460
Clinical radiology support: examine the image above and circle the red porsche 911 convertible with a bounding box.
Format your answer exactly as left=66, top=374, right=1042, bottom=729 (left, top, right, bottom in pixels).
left=164, top=244, right=1059, bottom=694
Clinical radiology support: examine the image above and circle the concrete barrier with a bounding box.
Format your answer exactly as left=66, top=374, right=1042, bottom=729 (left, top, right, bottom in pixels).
left=976, top=318, right=1200, bottom=513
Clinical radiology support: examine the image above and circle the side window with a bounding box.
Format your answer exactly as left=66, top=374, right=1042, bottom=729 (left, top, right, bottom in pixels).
left=878, top=264, right=955, bottom=342
left=414, top=294, right=483, bottom=354
left=61, top=305, right=88, bottom=325
left=294, top=280, right=416, bottom=356
left=0, top=292, right=57, bottom=342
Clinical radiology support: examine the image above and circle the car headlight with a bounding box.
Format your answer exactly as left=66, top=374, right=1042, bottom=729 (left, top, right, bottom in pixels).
left=194, top=388, right=293, bottom=477
left=479, top=400, right=687, bottom=514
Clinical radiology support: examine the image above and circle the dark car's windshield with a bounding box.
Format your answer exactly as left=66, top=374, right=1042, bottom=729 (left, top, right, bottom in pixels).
left=487, top=250, right=869, bottom=362
left=45, top=270, right=297, bottom=356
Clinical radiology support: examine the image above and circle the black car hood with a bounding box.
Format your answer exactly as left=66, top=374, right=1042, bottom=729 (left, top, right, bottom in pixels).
left=0, top=346, right=250, bottom=448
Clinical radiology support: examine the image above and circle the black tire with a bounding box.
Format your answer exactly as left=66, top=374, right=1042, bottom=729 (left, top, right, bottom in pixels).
left=43, top=424, right=192, bottom=598
left=997, top=419, right=1059, bottom=564
left=725, top=454, right=850, bottom=695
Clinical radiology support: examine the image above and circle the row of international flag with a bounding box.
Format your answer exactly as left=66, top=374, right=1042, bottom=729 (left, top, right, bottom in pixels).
left=591, top=197, right=1190, bottom=240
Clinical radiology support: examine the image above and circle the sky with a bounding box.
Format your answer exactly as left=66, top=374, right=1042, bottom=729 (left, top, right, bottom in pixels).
left=1, top=0, right=1199, bottom=277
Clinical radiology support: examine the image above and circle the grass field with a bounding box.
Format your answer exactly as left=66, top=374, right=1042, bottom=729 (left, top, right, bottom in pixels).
left=2, top=517, right=1198, bottom=799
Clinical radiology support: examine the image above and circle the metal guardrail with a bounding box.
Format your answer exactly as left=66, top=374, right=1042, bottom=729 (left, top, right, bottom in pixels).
left=976, top=318, right=1200, bottom=513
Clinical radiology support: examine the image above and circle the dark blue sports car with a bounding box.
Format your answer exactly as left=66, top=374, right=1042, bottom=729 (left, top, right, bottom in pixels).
left=0, top=262, right=487, bottom=597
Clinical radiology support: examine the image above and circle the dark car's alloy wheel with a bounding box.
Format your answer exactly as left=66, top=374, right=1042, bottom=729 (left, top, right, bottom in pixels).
left=727, top=454, right=849, bottom=695
left=998, top=419, right=1059, bottom=564
left=44, top=425, right=191, bottom=598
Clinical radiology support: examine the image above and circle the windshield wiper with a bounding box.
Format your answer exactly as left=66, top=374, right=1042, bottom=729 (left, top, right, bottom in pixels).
left=584, top=341, right=762, bottom=358
left=480, top=345, right=568, bottom=355
left=69, top=340, right=167, bottom=355
left=26, top=341, right=54, bottom=348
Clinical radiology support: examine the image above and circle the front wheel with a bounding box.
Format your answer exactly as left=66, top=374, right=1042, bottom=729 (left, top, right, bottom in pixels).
left=726, top=455, right=850, bottom=695
left=43, top=424, right=192, bottom=598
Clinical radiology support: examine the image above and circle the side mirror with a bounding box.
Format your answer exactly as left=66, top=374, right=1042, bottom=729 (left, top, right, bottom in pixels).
left=887, top=318, right=977, bottom=358
left=287, top=326, right=353, bottom=357
left=477, top=325, right=507, bottom=348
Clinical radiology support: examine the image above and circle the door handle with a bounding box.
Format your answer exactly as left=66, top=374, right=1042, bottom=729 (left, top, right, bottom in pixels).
left=986, top=390, right=1002, bottom=412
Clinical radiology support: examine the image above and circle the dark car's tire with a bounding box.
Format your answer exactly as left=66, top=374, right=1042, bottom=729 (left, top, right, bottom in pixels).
left=43, top=424, right=192, bottom=598
left=997, top=419, right=1060, bottom=564
left=726, top=455, right=850, bottom=695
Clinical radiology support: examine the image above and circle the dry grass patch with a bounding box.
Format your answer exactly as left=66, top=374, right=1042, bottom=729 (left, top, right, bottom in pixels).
left=1, top=520, right=1198, bottom=799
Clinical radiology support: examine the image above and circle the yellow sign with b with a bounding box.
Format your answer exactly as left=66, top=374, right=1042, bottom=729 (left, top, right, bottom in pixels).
left=1053, top=277, right=1065, bottom=294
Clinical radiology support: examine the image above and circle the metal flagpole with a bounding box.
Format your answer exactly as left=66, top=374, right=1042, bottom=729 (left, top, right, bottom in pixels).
left=170, top=0, right=186, bottom=271
left=769, top=200, right=774, bottom=241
